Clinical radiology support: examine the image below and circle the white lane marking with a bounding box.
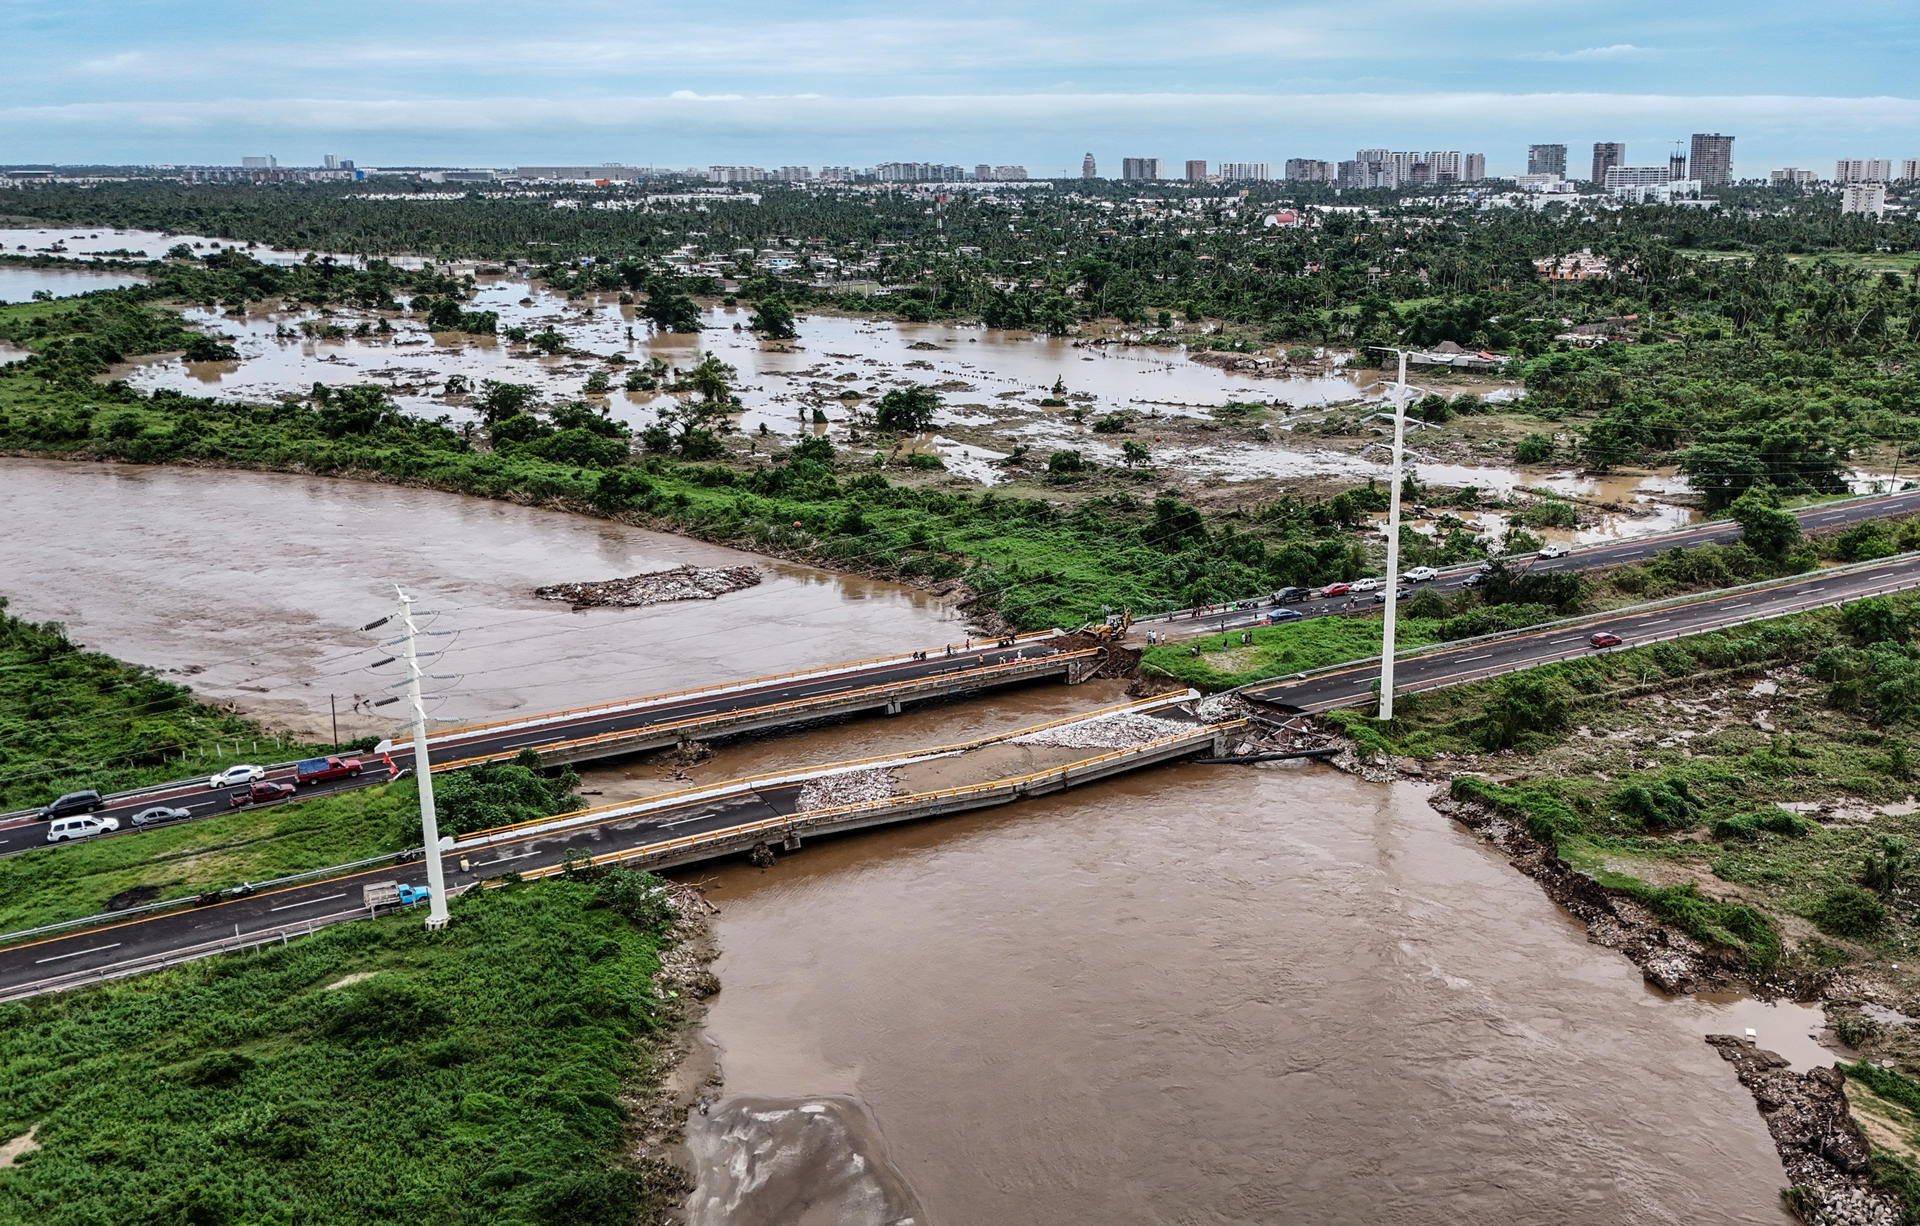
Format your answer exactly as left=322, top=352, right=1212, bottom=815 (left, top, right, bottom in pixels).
left=270, top=892, right=347, bottom=912
left=1725, top=601, right=1752, bottom=608
left=1642, top=617, right=1671, bottom=624
left=1459, top=653, right=1494, bottom=661
left=36, top=943, right=122, bottom=964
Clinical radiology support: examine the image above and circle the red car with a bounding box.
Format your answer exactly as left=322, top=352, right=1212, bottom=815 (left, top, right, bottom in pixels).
left=1588, top=631, right=1622, bottom=648
left=230, top=781, right=297, bottom=808
left=1320, top=583, right=1351, bottom=598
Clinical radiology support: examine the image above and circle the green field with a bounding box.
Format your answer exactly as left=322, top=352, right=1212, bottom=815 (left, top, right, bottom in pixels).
left=0, top=877, right=688, bottom=1226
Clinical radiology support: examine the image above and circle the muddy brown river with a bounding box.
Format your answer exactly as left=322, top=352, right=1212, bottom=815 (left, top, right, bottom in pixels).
left=690, top=764, right=1809, bottom=1226
left=1, top=461, right=1828, bottom=1222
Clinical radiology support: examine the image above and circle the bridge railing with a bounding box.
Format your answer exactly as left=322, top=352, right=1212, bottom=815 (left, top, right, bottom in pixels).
left=514, top=719, right=1247, bottom=881
left=454, top=687, right=1194, bottom=843
left=429, top=650, right=1101, bottom=775
left=420, top=630, right=1065, bottom=745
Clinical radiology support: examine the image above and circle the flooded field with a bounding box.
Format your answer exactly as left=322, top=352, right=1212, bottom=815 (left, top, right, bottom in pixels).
left=0, top=226, right=425, bottom=268
left=688, top=764, right=1814, bottom=1226
left=0, top=263, right=145, bottom=303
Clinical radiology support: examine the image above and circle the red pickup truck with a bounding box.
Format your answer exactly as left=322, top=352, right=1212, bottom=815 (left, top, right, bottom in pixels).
left=295, top=756, right=364, bottom=786
left=230, top=781, right=297, bottom=808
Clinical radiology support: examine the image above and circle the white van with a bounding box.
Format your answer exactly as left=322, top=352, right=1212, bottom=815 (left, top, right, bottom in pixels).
left=47, top=815, right=120, bottom=843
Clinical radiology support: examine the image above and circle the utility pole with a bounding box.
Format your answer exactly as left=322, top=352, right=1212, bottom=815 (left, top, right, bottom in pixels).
left=396, top=586, right=450, bottom=929
left=1373, top=348, right=1411, bottom=721
left=329, top=693, right=338, bottom=751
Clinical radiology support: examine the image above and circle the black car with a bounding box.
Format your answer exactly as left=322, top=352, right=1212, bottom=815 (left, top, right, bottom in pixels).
left=37, top=789, right=104, bottom=821
left=1273, top=587, right=1309, bottom=604
left=130, top=804, right=193, bottom=828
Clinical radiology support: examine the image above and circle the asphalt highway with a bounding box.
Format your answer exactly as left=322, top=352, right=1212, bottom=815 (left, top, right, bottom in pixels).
left=1145, top=486, right=1920, bottom=642
left=0, top=779, right=816, bottom=995
left=0, top=638, right=1060, bottom=855
left=1246, top=552, right=1920, bottom=712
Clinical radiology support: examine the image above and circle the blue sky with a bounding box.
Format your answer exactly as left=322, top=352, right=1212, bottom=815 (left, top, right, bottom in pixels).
left=4, top=0, right=1917, bottom=174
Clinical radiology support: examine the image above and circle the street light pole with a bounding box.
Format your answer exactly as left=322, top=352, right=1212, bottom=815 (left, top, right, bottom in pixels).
left=396, top=586, right=450, bottom=929
left=1375, top=349, right=1410, bottom=721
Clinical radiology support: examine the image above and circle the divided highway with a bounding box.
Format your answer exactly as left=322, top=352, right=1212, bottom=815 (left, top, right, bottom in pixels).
left=1145, top=485, right=1920, bottom=640
left=0, top=636, right=1076, bottom=855
left=0, top=697, right=1228, bottom=998
left=1247, top=552, right=1920, bottom=712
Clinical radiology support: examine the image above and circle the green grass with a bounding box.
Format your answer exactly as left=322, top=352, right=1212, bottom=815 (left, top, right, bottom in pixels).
left=0, top=784, right=417, bottom=935
left=1139, top=615, right=1444, bottom=689
left=0, top=597, right=334, bottom=813
left=0, top=878, right=688, bottom=1226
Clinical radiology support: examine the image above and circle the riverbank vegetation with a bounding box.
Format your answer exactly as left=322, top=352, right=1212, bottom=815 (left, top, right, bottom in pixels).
left=1326, top=592, right=1920, bottom=992
left=0, top=596, right=338, bottom=813
left=0, top=876, right=691, bottom=1226
left=0, top=295, right=1431, bottom=629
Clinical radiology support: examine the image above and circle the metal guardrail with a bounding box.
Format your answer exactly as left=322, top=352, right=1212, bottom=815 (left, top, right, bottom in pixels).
left=419, top=630, right=1063, bottom=746
left=0, top=691, right=1198, bottom=952
left=428, top=650, right=1100, bottom=774
left=517, top=719, right=1247, bottom=880
left=1232, top=550, right=1920, bottom=697
left=0, top=720, right=1240, bottom=999
left=0, top=846, right=429, bottom=947
left=1131, top=487, right=1920, bottom=629
left=455, top=689, right=1196, bottom=843
left=1281, top=570, right=1920, bottom=712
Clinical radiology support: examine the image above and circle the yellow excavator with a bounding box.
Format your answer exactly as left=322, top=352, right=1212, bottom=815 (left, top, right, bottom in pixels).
left=1087, top=607, right=1132, bottom=643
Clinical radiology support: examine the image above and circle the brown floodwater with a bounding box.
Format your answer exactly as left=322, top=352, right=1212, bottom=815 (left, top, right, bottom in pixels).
left=0, top=264, right=146, bottom=303
left=0, top=459, right=961, bottom=738
left=0, top=459, right=1825, bottom=1221
left=688, top=764, right=1812, bottom=1226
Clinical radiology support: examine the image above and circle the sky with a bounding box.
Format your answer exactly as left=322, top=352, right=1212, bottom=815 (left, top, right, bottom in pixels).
left=3, top=0, right=1918, bottom=176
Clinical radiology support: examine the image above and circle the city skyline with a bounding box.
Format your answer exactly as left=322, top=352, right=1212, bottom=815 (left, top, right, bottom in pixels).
left=4, top=0, right=1917, bottom=173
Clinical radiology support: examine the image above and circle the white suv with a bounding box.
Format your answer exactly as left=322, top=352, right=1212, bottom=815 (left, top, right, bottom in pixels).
left=1351, top=577, right=1381, bottom=592
left=48, top=815, right=120, bottom=843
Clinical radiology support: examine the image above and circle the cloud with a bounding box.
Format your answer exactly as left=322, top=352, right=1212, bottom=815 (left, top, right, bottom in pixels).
left=9, top=89, right=1918, bottom=136
left=1526, top=44, right=1649, bottom=62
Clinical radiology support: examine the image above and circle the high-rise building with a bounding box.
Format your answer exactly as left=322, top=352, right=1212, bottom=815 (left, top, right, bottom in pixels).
left=1591, top=142, right=1625, bottom=185
left=1835, top=158, right=1893, bottom=183
left=1771, top=168, right=1817, bottom=187
left=1527, top=144, right=1567, bottom=177
left=240, top=155, right=277, bottom=170
left=1668, top=152, right=1688, bottom=181
left=1903, top=159, right=1920, bottom=184
left=1218, top=162, right=1270, bottom=181
left=1689, top=133, right=1734, bottom=186
left=322, top=154, right=340, bottom=170
left=992, top=165, right=1027, bottom=181
left=1842, top=182, right=1888, bottom=218
left=1121, top=157, right=1161, bottom=181
left=1465, top=153, right=1486, bottom=182
left=975, top=164, right=992, bottom=181
left=1082, top=152, right=1097, bottom=179
left=1604, top=165, right=1672, bottom=191
left=1284, top=158, right=1334, bottom=182
left=1185, top=159, right=1208, bottom=182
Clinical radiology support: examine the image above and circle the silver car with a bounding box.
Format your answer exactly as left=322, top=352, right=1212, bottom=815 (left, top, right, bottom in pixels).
left=130, top=805, right=192, bottom=828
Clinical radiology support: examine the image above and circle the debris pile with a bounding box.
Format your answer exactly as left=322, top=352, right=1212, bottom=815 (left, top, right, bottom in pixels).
left=534, top=565, right=762, bottom=610
left=796, top=768, right=899, bottom=813
left=1013, top=711, right=1190, bottom=749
